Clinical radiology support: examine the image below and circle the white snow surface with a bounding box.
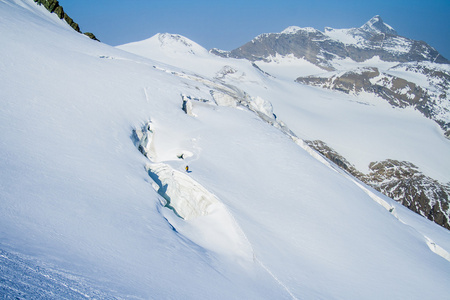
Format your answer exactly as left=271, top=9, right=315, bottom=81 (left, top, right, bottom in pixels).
left=281, top=26, right=318, bottom=35
left=281, top=26, right=302, bottom=34
left=256, top=54, right=326, bottom=80
left=324, top=27, right=365, bottom=46
left=1, top=0, right=450, bottom=299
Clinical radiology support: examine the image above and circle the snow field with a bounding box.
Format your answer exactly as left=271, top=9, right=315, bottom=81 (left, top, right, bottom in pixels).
left=0, top=0, right=449, bottom=299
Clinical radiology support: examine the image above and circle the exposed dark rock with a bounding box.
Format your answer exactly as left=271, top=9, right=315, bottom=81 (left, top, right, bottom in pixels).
left=306, top=140, right=450, bottom=230
left=33, top=0, right=98, bottom=41
left=34, top=0, right=61, bottom=15
left=305, top=140, right=364, bottom=177
left=63, top=13, right=80, bottom=33
left=53, top=5, right=64, bottom=19
left=363, top=159, right=450, bottom=230
left=84, top=32, right=100, bottom=42
left=252, top=63, right=274, bottom=77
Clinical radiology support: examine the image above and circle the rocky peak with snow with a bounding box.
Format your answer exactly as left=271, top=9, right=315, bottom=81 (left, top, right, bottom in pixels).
left=211, top=15, right=449, bottom=67
left=360, top=15, right=398, bottom=35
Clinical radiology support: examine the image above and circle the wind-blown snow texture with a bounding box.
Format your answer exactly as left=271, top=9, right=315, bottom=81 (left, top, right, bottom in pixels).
left=1, top=0, right=450, bottom=299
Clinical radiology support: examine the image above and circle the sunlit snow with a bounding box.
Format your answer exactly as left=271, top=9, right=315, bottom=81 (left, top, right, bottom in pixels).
left=1, top=0, right=449, bottom=299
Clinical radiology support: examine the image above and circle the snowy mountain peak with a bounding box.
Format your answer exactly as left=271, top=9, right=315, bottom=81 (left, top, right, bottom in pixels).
left=156, top=33, right=192, bottom=47
left=281, top=26, right=318, bottom=35
left=361, top=15, right=397, bottom=35
left=281, top=26, right=301, bottom=34
left=154, top=33, right=208, bottom=54
left=117, top=32, right=209, bottom=59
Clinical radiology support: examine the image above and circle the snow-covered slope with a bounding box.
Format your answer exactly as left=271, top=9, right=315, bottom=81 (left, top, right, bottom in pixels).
left=1, top=1, right=450, bottom=299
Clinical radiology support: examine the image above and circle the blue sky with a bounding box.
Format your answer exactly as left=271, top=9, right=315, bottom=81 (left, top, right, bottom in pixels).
left=59, top=0, right=450, bottom=59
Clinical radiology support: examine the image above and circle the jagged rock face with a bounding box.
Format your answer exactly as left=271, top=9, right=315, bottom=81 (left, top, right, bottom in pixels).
left=297, top=67, right=380, bottom=93
left=306, top=141, right=450, bottom=230
left=212, top=29, right=340, bottom=70
left=33, top=0, right=99, bottom=41
left=297, top=65, right=450, bottom=134
left=33, top=0, right=81, bottom=33
left=83, top=32, right=100, bottom=42
left=211, top=16, right=449, bottom=68
left=364, top=160, right=450, bottom=230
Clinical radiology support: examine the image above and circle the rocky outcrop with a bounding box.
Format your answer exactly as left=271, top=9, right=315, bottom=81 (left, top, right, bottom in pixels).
left=297, top=65, right=450, bottom=134
left=364, top=160, right=450, bottom=229
left=83, top=32, right=100, bottom=42
left=33, top=0, right=99, bottom=41
left=304, top=140, right=364, bottom=177
left=306, top=140, right=450, bottom=230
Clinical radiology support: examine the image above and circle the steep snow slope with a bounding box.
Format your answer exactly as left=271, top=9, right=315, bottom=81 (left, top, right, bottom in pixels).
left=1, top=0, right=450, bottom=299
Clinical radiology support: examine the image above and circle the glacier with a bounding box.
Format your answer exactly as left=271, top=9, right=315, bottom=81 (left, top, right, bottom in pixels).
left=0, top=0, right=449, bottom=299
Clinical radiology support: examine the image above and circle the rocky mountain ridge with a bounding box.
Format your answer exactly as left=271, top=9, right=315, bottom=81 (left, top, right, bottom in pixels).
left=211, top=16, right=449, bottom=69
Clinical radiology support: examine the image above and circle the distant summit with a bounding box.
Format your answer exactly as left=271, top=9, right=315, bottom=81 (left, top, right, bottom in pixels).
left=211, top=15, right=448, bottom=67
left=117, top=33, right=209, bottom=60
left=281, top=26, right=317, bottom=35
left=360, top=15, right=398, bottom=35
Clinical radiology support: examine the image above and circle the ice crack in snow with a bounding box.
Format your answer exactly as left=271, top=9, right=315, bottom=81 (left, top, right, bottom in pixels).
left=132, top=123, right=254, bottom=260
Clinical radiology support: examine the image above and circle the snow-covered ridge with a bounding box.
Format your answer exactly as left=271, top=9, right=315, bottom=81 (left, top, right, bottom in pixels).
left=213, top=14, right=448, bottom=70
left=118, top=32, right=209, bottom=57
left=274, top=15, right=397, bottom=41
left=281, top=26, right=317, bottom=34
